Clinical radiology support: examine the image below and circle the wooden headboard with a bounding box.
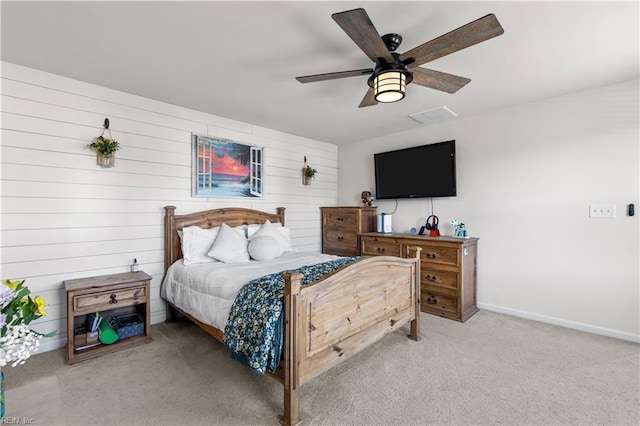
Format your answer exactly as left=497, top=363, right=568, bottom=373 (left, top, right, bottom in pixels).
left=164, top=205, right=286, bottom=273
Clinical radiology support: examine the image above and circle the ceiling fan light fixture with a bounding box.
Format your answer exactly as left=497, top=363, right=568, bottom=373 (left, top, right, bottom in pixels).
left=297, top=9, right=504, bottom=108
left=374, top=70, right=406, bottom=103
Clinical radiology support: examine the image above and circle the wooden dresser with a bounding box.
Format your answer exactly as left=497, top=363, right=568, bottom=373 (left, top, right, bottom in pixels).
left=321, top=206, right=377, bottom=256
left=360, top=232, right=479, bottom=322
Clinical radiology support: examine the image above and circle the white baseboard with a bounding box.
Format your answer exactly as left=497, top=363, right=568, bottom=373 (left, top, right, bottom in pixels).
left=151, top=311, right=166, bottom=325
left=36, top=335, right=66, bottom=354
left=478, top=302, right=640, bottom=343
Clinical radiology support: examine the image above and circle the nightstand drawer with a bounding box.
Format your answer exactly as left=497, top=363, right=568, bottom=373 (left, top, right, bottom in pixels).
left=421, top=291, right=459, bottom=315
left=421, top=268, right=459, bottom=292
left=360, top=237, right=401, bottom=257
left=74, top=286, right=146, bottom=313
left=420, top=245, right=459, bottom=267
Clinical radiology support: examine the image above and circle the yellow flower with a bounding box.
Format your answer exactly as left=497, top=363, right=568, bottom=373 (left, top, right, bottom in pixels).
left=35, top=296, right=48, bottom=316
left=3, top=279, right=22, bottom=290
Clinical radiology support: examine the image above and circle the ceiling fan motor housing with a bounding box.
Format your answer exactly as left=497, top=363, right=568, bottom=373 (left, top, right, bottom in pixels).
left=382, top=33, right=403, bottom=52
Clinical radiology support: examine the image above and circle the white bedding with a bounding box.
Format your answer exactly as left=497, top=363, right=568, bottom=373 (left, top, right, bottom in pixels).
left=161, top=251, right=342, bottom=330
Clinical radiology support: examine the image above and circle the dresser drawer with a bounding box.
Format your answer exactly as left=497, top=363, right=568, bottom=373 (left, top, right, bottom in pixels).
left=419, top=245, right=459, bottom=267
left=421, top=268, right=459, bottom=293
left=360, top=237, right=401, bottom=257
left=74, top=286, right=146, bottom=313
left=421, top=291, right=459, bottom=316
left=323, top=241, right=358, bottom=257
left=323, top=244, right=359, bottom=257
left=324, top=229, right=358, bottom=249
left=323, top=210, right=359, bottom=230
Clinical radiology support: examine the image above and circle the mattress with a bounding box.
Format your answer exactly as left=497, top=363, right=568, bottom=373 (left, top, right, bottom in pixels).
left=161, top=251, right=341, bottom=330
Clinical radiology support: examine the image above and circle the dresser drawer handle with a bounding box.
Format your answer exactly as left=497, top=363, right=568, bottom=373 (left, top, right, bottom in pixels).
left=376, top=247, right=386, bottom=253
left=426, top=295, right=437, bottom=305
left=426, top=274, right=437, bottom=281
left=109, top=294, right=118, bottom=304
left=133, top=288, right=142, bottom=300
left=425, top=252, right=437, bottom=259
left=337, top=236, right=344, bottom=241
left=336, top=217, right=344, bottom=221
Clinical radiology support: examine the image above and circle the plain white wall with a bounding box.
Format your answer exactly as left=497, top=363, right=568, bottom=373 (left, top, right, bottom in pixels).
left=338, top=79, right=639, bottom=341
left=0, top=62, right=338, bottom=353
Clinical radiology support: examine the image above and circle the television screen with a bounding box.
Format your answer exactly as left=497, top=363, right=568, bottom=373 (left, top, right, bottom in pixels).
left=374, top=140, right=456, bottom=199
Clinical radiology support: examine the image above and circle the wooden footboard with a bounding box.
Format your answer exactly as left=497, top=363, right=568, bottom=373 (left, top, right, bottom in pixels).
left=163, top=206, right=421, bottom=425
left=282, top=248, right=421, bottom=425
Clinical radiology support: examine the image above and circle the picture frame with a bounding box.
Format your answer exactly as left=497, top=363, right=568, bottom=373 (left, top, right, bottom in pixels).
left=191, top=134, right=263, bottom=198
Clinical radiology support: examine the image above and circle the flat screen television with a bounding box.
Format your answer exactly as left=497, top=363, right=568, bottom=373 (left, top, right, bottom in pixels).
left=374, top=140, right=456, bottom=199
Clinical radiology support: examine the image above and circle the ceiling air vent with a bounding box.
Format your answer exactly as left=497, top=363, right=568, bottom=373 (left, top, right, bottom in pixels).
left=409, top=106, right=457, bottom=124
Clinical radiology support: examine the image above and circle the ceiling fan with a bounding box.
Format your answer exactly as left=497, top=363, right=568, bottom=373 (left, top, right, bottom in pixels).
left=295, top=8, right=504, bottom=107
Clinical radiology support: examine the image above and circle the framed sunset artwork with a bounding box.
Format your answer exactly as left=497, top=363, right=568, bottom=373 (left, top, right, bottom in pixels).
left=191, top=134, right=263, bottom=198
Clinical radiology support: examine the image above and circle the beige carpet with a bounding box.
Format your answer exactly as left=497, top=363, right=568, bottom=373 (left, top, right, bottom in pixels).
left=4, top=310, right=639, bottom=425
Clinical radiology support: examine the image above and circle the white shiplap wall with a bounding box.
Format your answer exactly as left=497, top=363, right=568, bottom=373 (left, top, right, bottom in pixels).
left=0, top=62, right=338, bottom=353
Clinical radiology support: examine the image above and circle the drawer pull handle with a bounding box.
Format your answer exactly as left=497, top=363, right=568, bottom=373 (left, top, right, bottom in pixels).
left=109, top=294, right=118, bottom=304
left=337, top=236, right=344, bottom=241
left=426, top=274, right=437, bottom=281
left=425, top=252, right=437, bottom=259
left=336, top=217, right=344, bottom=221
left=332, top=345, right=344, bottom=357
left=133, top=288, right=141, bottom=300
left=377, top=247, right=386, bottom=253
left=426, top=295, right=437, bottom=305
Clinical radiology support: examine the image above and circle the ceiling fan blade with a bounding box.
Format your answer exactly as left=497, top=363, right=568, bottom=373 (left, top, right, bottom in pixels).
left=332, top=8, right=394, bottom=63
left=411, top=68, right=471, bottom=93
left=358, top=87, right=378, bottom=108
left=400, top=14, right=504, bottom=68
left=296, top=68, right=373, bottom=83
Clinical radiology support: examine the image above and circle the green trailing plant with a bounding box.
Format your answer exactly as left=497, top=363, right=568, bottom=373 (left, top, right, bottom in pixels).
left=88, top=135, right=121, bottom=156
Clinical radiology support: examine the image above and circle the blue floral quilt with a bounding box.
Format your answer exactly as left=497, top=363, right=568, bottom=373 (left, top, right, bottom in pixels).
left=223, top=256, right=360, bottom=375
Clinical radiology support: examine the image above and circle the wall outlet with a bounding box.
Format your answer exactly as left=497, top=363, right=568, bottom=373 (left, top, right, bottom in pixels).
left=589, top=204, right=616, bottom=218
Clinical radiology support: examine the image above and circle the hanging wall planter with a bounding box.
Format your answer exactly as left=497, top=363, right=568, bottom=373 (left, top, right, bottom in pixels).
left=88, top=118, right=121, bottom=168
left=96, top=151, right=116, bottom=168
left=302, top=156, right=317, bottom=185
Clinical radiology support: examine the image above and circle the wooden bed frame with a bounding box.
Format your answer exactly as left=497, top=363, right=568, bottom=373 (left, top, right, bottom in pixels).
left=163, top=205, right=421, bottom=425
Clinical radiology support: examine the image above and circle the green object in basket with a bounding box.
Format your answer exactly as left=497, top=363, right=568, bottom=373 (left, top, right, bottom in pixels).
left=98, top=317, right=118, bottom=344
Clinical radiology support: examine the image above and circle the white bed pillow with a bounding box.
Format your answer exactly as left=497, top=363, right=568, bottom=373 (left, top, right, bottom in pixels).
left=246, top=223, right=260, bottom=238
left=278, top=226, right=292, bottom=248
left=248, top=220, right=292, bottom=252
left=247, top=222, right=290, bottom=239
left=248, top=236, right=284, bottom=261
left=234, top=224, right=248, bottom=238
left=207, top=223, right=250, bottom=263
left=181, top=226, right=220, bottom=265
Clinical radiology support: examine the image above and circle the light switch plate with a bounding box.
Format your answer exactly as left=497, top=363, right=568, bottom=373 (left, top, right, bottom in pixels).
left=589, top=204, right=616, bottom=218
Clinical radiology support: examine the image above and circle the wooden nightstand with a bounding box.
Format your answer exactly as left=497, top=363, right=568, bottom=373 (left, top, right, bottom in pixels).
left=64, top=271, right=152, bottom=364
